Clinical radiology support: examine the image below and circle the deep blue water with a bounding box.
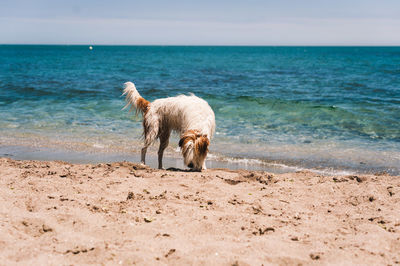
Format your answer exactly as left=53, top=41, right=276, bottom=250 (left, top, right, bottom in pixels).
left=0, top=45, right=399, bottom=174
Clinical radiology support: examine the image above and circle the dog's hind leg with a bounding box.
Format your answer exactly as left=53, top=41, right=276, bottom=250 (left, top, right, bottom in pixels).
left=141, top=117, right=159, bottom=166
left=157, top=131, right=170, bottom=169
left=141, top=146, right=148, bottom=165
left=141, top=135, right=154, bottom=165
left=141, top=136, right=155, bottom=165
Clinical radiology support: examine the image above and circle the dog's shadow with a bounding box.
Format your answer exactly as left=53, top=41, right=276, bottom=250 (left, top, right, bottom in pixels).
left=166, top=167, right=200, bottom=172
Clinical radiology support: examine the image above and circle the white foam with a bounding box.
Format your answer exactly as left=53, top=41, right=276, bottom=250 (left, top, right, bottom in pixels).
left=206, top=152, right=357, bottom=176
left=93, top=143, right=105, bottom=149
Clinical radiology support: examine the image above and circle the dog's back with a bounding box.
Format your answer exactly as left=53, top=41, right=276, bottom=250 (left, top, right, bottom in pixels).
left=150, top=95, right=215, bottom=138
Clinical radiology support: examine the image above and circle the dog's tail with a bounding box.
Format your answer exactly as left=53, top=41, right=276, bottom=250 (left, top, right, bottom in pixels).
left=122, top=82, right=150, bottom=115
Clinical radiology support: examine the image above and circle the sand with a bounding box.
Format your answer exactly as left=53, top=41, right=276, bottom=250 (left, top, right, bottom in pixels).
left=0, top=157, right=399, bottom=265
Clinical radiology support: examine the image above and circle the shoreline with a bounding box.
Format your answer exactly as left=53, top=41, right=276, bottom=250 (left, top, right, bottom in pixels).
left=0, top=144, right=292, bottom=173
left=0, top=157, right=399, bottom=264
left=0, top=143, right=369, bottom=177
left=1, top=143, right=396, bottom=176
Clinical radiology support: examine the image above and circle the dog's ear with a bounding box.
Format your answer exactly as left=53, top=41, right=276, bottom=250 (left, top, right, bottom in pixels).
left=179, top=135, right=194, bottom=148
left=195, top=135, right=209, bottom=155
left=179, top=131, right=197, bottom=148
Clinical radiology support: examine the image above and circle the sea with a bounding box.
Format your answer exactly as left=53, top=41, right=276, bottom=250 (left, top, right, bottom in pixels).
left=0, top=45, right=399, bottom=175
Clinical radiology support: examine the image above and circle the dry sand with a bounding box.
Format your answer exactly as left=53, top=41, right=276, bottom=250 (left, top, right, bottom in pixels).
left=0, top=157, right=399, bottom=265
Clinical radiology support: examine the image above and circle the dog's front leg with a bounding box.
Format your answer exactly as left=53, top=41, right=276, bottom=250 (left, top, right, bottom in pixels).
left=202, top=161, right=207, bottom=170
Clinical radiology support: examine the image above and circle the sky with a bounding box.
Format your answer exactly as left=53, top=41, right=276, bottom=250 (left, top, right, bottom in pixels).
left=1, top=0, right=399, bottom=45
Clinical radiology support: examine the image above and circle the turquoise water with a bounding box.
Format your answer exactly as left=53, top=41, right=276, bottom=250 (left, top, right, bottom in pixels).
left=0, top=45, right=399, bottom=174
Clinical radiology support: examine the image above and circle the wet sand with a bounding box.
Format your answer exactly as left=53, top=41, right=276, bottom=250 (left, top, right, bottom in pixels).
left=0, top=157, right=399, bottom=265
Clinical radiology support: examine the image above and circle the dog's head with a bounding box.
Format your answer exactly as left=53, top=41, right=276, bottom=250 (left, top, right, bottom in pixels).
left=179, top=130, right=210, bottom=171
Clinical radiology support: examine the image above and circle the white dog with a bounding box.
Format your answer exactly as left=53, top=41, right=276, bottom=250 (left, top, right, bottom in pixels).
left=123, top=82, right=215, bottom=171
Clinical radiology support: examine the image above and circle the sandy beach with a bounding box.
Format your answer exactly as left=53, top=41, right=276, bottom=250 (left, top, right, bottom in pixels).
left=0, top=157, right=399, bottom=265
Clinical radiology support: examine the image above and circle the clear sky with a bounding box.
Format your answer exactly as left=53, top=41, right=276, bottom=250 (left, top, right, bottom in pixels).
left=1, top=0, right=399, bottom=45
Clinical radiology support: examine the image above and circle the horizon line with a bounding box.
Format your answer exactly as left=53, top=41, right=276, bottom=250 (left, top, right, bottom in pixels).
left=1, top=43, right=400, bottom=47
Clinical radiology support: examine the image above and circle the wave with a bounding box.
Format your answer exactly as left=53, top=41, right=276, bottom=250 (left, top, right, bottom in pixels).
left=210, top=94, right=400, bottom=142
left=206, top=152, right=358, bottom=176
left=206, top=150, right=400, bottom=176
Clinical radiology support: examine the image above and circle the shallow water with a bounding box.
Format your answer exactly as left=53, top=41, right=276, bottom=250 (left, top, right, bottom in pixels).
left=0, top=45, right=399, bottom=174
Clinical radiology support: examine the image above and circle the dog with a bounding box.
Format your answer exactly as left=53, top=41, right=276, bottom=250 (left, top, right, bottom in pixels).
left=123, top=82, right=215, bottom=171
